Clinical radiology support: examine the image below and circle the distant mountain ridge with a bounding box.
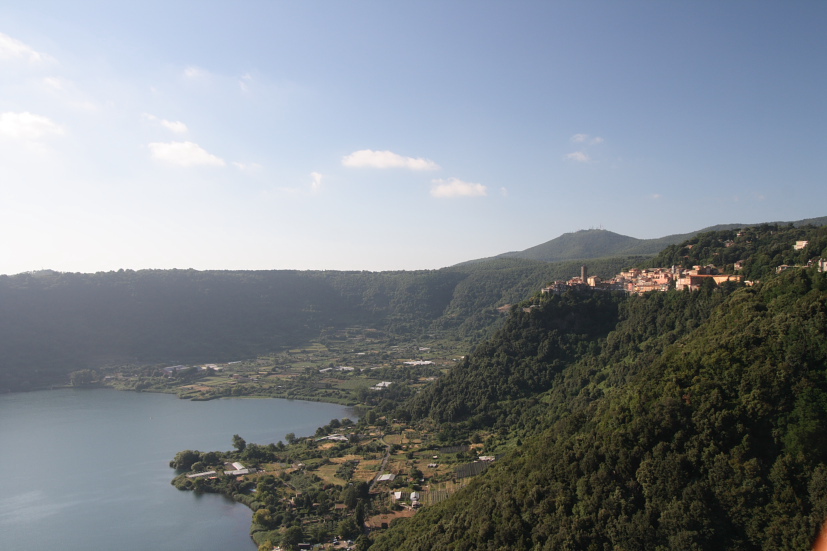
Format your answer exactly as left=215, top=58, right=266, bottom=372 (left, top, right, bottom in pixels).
left=460, top=216, right=827, bottom=265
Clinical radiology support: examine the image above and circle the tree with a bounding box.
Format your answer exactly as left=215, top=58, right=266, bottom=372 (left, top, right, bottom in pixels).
left=169, top=449, right=201, bottom=470
left=282, top=525, right=304, bottom=550
left=342, top=486, right=359, bottom=509
left=309, top=523, right=330, bottom=544
left=201, top=451, right=220, bottom=465
left=355, top=501, right=367, bottom=525
left=232, top=434, right=246, bottom=452
left=338, top=517, right=361, bottom=540
left=69, top=369, right=97, bottom=386
left=253, top=509, right=274, bottom=529
left=355, top=534, right=373, bottom=551
left=285, top=432, right=297, bottom=445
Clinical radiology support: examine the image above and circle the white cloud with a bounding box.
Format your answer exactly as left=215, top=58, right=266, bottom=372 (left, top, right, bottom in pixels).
left=500, top=187, right=509, bottom=197
left=571, top=133, right=604, bottom=145
left=0, top=32, right=52, bottom=64
left=0, top=111, right=63, bottom=140
left=148, top=141, right=225, bottom=167
left=161, top=119, right=187, bottom=134
left=239, top=73, right=253, bottom=92
left=651, top=193, right=663, bottom=200
left=342, top=149, right=440, bottom=171
left=430, top=177, right=487, bottom=198
left=565, top=151, right=589, bottom=163
left=183, top=66, right=208, bottom=79
left=142, top=113, right=188, bottom=134
left=310, top=172, right=323, bottom=193
left=232, top=161, right=263, bottom=173
left=43, top=77, right=65, bottom=90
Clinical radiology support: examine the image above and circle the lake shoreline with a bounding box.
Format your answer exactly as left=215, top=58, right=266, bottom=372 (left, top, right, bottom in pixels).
left=0, top=389, right=354, bottom=551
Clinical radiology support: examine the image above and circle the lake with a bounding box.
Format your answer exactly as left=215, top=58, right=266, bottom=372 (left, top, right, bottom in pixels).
left=0, top=388, right=354, bottom=550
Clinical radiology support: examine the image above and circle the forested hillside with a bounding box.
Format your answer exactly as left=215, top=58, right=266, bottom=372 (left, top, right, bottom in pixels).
left=0, top=257, right=638, bottom=392
left=407, top=291, right=626, bottom=426
left=372, top=241, right=827, bottom=549
left=646, top=223, right=827, bottom=281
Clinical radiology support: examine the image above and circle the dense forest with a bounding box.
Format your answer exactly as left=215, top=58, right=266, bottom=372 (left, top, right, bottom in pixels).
left=645, top=223, right=827, bottom=281
left=371, top=227, right=827, bottom=550
left=0, top=257, right=639, bottom=392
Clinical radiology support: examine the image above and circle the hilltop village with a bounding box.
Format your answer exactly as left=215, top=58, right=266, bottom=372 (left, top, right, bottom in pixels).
left=542, top=238, right=827, bottom=296
left=541, top=264, right=744, bottom=296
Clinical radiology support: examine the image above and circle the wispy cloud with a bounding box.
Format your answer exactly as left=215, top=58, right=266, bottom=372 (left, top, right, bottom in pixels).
left=232, top=161, right=262, bottom=173
left=42, top=77, right=65, bottom=90
left=0, top=32, right=52, bottom=64
left=148, top=141, right=225, bottom=167
left=570, top=133, right=604, bottom=145
left=183, top=66, right=208, bottom=79
left=41, top=77, right=99, bottom=111
left=0, top=111, right=63, bottom=140
left=430, top=177, right=487, bottom=198
left=142, top=113, right=188, bottom=134
left=239, top=73, right=253, bottom=92
left=342, top=149, right=440, bottom=171
left=565, top=151, right=589, bottom=163
left=310, top=172, right=323, bottom=193
left=732, top=193, right=766, bottom=203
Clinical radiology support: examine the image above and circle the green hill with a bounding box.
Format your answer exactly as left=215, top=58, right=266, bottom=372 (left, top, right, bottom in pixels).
left=460, top=216, right=827, bottom=264
left=0, top=258, right=643, bottom=392
left=373, top=266, right=827, bottom=551
left=370, top=224, right=827, bottom=550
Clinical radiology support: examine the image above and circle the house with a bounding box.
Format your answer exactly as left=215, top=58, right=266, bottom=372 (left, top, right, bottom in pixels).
left=186, top=470, right=216, bottom=478
left=224, top=462, right=250, bottom=476
left=162, top=365, right=187, bottom=376
left=317, top=434, right=349, bottom=442
left=675, top=273, right=743, bottom=291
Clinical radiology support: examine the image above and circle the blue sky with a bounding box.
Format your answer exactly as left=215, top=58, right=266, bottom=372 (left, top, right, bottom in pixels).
left=1, top=1, right=824, bottom=274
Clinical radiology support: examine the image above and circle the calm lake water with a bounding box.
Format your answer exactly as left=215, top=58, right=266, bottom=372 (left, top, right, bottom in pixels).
left=0, top=389, right=354, bottom=551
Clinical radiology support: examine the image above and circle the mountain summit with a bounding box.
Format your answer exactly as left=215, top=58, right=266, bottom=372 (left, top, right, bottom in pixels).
left=498, top=229, right=649, bottom=262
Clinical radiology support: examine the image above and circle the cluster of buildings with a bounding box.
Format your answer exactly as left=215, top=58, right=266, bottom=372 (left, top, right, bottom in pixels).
left=541, top=238, right=827, bottom=297
left=162, top=363, right=221, bottom=376
left=542, top=264, right=745, bottom=297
